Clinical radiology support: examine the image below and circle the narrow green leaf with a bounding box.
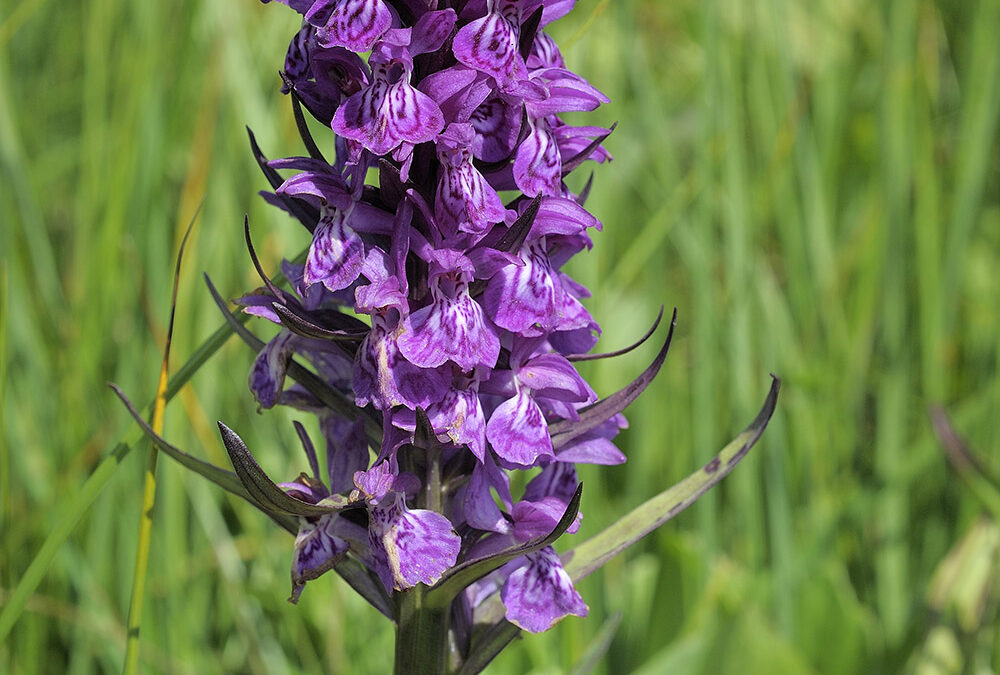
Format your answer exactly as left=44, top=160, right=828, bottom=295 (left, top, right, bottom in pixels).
left=109, top=383, right=298, bottom=534
left=562, top=376, right=780, bottom=581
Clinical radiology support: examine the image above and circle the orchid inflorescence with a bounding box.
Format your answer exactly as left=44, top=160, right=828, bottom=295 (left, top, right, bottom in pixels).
left=161, top=0, right=780, bottom=670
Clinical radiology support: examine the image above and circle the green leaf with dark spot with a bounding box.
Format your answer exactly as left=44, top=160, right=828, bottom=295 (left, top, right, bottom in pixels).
left=562, top=376, right=780, bottom=581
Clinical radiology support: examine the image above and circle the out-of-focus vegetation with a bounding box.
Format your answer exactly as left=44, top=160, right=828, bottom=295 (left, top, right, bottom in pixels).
left=2, top=0, right=999, bottom=672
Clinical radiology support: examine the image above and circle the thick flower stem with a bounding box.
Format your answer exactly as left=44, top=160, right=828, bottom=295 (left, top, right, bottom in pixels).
left=395, top=586, right=450, bottom=675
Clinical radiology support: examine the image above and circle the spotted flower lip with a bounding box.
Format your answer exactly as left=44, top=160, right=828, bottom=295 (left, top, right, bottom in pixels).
left=330, top=10, right=455, bottom=156
left=453, top=0, right=529, bottom=93
left=434, top=122, right=508, bottom=237
left=355, top=462, right=461, bottom=590
left=396, top=249, right=500, bottom=370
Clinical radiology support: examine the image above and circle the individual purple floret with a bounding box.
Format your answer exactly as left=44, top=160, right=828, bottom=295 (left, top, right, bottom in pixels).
left=355, top=461, right=461, bottom=590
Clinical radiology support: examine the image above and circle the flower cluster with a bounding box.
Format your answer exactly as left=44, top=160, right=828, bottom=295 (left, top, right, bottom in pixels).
left=240, top=0, right=621, bottom=634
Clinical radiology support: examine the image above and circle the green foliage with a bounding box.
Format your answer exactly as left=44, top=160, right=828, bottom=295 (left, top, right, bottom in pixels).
left=2, top=0, right=999, bottom=673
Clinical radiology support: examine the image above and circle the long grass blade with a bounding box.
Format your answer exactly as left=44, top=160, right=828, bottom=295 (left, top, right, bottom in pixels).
left=122, top=206, right=198, bottom=675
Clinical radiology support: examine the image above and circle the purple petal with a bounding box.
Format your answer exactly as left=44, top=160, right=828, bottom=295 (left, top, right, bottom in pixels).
left=435, top=147, right=507, bottom=236
left=333, top=77, right=445, bottom=156
left=462, top=459, right=511, bottom=532
left=354, top=460, right=396, bottom=503
left=486, top=389, right=553, bottom=466
left=312, top=0, right=392, bottom=52
left=523, top=462, right=580, bottom=511
left=427, top=385, right=487, bottom=460
left=368, top=498, right=461, bottom=590
left=511, top=496, right=575, bottom=540
left=527, top=30, right=564, bottom=69
left=453, top=8, right=528, bottom=92
left=555, top=433, right=626, bottom=465
left=513, top=117, right=561, bottom=197
left=518, top=353, right=593, bottom=402
left=249, top=332, right=296, bottom=409
left=525, top=68, right=609, bottom=118
left=304, top=208, right=365, bottom=292
left=500, top=547, right=587, bottom=632
left=289, top=516, right=349, bottom=603
left=322, top=415, right=370, bottom=494
left=470, top=95, right=522, bottom=162
left=408, top=8, right=457, bottom=55
left=419, top=65, right=493, bottom=123
left=398, top=295, right=500, bottom=370
left=353, top=326, right=451, bottom=410
left=483, top=240, right=560, bottom=336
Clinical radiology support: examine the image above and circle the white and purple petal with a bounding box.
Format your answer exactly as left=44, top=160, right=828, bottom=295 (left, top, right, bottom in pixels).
left=500, top=547, right=587, bottom=632
left=452, top=4, right=528, bottom=92
left=289, top=516, right=349, bottom=603
left=398, top=294, right=500, bottom=370
left=483, top=240, right=561, bottom=336
left=513, top=116, right=562, bottom=197
left=333, top=76, right=445, bottom=156
left=486, top=389, right=553, bottom=467
left=311, top=0, right=392, bottom=52
left=304, top=208, right=365, bottom=292
left=368, top=496, right=461, bottom=590
left=427, top=385, right=487, bottom=460
left=249, top=331, right=296, bottom=409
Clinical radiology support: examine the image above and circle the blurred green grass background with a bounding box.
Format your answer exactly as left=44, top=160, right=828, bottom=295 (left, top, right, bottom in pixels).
left=2, top=0, right=999, bottom=672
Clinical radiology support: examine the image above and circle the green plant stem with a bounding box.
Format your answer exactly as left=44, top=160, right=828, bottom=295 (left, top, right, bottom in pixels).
left=395, top=586, right=449, bottom=675
left=122, top=441, right=159, bottom=674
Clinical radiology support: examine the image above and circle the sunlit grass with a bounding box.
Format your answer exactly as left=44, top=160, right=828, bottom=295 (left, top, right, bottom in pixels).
left=2, top=0, right=998, bottom=672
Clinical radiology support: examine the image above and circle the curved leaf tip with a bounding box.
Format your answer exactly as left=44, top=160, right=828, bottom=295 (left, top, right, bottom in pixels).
left=561, top=375, right=779, bottom=582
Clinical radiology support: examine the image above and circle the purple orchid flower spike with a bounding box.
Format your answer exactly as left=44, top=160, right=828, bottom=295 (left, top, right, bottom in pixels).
left=200, top=0, right=781, bottom=669
left=354, top=461, right=461, bottom=591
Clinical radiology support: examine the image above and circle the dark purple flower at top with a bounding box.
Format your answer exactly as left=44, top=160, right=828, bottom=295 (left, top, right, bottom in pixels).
left=265, top=0, right=393, bottom=52
left=281, top=25, right=371, bottom=125
left=453, top=0, right=529, bottom=93
left=331, top=11, right=455, bottom=156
